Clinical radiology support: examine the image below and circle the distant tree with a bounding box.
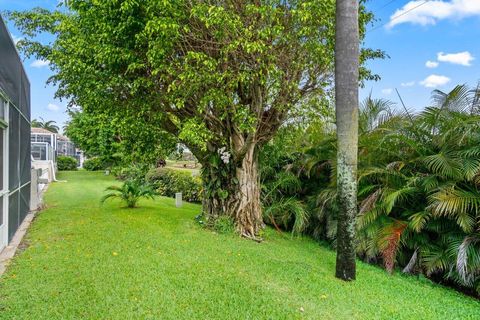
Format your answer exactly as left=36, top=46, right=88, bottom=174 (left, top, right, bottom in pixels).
left=31, top=117, right=59, bottom=133
left=64, top=110, right=176, bottom=167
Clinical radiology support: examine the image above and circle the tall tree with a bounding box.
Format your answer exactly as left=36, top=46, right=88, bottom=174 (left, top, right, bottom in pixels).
left=334, top=0, right=360, bottom=280
left=31, top=117, right=60, bottom=133
left=10, top=0, right=380, bottom=239
left=64, top=110, right=176, bottom=166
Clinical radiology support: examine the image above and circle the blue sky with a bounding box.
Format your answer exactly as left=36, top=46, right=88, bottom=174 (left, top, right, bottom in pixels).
left=1, top=0, right=480, bottom=131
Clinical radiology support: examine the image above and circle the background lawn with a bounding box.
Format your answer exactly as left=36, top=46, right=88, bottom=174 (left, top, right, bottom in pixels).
left=0, top=171, right=479, bottom=319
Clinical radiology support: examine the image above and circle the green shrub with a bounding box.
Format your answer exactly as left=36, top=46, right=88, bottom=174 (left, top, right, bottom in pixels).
left=111, top=164, right=149, bottom=182
left=57, top=156, right=78, bottom=171
left=146, top=168, right=202, bottom=203
left=83, top=157, right=107, bottom=171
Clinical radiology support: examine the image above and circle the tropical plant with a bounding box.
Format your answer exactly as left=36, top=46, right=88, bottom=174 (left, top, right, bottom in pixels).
left=100, top=180, right=156, bottom=208
left=315, top=85, right=480, bottom=295
left=31, top=117, right=60, bottom=133
left=262, top=170, right=309, bottom=236
left=260, top=85, right=480, bottom=296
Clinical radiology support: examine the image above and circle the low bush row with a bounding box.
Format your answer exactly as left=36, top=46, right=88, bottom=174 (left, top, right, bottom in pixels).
left=146, top=168, right=202, bottom=203
left=83, top=157, right=108, bottom=171
left=57, top=156, right=78, bottom=171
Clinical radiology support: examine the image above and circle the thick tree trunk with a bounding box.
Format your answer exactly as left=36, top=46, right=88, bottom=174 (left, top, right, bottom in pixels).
left=202, top=144, right=264, bottom=239
left=334, top=0, right=359, bottom=281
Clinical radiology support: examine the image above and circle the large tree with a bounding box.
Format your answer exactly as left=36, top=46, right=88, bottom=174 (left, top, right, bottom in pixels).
left=334, top=0, right=360, bottom=280
left=64, top=109, right=177, bottom=166
left=10, top=0, right=380, bottom=238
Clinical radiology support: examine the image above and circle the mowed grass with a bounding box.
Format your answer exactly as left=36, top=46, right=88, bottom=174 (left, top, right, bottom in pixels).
left=0, top=172, right=479, bottom=319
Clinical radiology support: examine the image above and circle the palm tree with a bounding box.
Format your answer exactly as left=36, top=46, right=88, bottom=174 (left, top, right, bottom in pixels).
left=101, top=180, right=156, bottom=208
left=354, top=86, right=480, bottom=294
left=334, top=0, right=360, bottom=281
left=31, top=117, right=60, bottom=133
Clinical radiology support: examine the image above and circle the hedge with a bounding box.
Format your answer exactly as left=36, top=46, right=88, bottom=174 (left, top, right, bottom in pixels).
left=146, top=168, right=202, bottom=203
left=57, top=156, right=78, bottom=171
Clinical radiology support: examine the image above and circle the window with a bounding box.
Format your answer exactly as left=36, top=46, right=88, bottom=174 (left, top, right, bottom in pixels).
left=31, top=144, right=47, bottom=160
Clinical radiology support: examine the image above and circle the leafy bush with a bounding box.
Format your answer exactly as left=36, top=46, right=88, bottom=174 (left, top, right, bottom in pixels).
left=100, top=180, right=156, bottom=208
left=83, top=157, right=107, bottom=171
left=57, top=156, right=78, bottom=171
left=111, top=164, right=149, bottom=182
left=146, top=168, right=202, bottom=203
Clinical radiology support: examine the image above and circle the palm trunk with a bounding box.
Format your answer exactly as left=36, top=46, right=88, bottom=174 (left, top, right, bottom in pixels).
left=334, top=0, right=360, bottom=281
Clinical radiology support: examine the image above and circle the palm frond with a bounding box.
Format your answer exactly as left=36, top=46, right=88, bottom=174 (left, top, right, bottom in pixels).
left=431, top=84, right=472, bottom=113
left=428, top=187, right=479, bottom=233
left=100, top=193, right=120, bottom=204
left=423, top=152, right=462, bottom=179
left=263, top=197, right=309, bottom=235
left=457, top=236, right=480, bottom=286
left=408, top=211, right=431, bottom=233
left=359, top=188, right=382, bottom=215
left=402, top=248, right=419, bottom=274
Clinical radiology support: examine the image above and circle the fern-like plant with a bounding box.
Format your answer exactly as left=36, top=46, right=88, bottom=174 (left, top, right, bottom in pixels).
left=101, top=180, right=156, bottom=208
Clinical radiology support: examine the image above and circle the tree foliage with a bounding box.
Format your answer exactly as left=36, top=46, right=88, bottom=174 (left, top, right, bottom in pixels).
left=64, top=110, right=176, bottom=166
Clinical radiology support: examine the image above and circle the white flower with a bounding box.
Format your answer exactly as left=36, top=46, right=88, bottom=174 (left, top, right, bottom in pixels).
left=218, top=147, right=230, bottom=164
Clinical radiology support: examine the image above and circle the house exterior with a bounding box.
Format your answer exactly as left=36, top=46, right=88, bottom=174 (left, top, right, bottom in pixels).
left=31, top=127, right=56, bottom=161
left=0, top=15, right=31, bottom=251
left=31, top=127, right=78, bottom=161
left=57, top=134, right=76, bottom=158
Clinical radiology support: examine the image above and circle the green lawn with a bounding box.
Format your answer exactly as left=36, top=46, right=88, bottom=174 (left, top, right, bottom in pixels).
left=1, top=171, right=479, bottom=319
left=164, top=160, right=201, bottom=176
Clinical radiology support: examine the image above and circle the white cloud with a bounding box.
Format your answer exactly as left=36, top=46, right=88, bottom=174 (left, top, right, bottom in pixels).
left=401, top=81, right=415, bottom=87
left=420, top=74, right=451, bottom=88
left=437, top=51, right=474, bottom=66
left=381, top=88, right=393, bottom=95
left=426, top=60, right=439, bottom=68
left=30, top=59, right=50, bottom=68
left=47, top=103, right=61, bottom=112
left=387, top=0, right=480, bottom=28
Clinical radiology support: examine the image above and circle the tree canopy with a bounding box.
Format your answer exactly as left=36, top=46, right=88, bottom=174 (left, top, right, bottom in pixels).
left=64, top=109, right=177, bottom=167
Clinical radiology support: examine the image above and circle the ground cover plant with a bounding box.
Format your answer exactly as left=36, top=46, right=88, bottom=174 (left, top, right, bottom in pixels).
left=0, top=171, right=479, bottom=319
